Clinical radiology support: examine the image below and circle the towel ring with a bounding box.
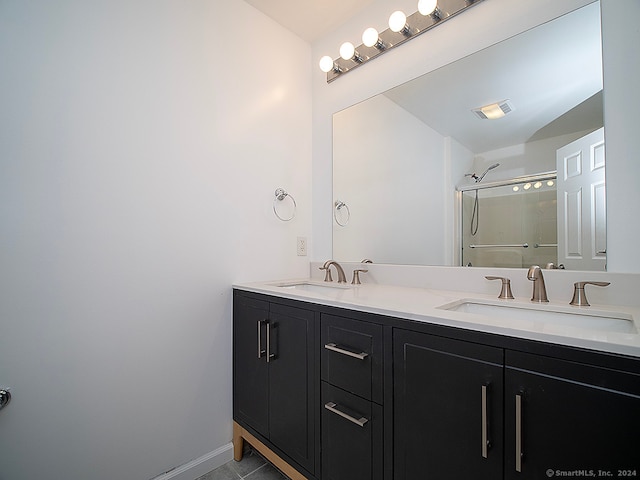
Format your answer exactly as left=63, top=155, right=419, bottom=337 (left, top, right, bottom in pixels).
left=334, top=200, right=350, bottom=227
left=273, top=188, right=297, bottom=221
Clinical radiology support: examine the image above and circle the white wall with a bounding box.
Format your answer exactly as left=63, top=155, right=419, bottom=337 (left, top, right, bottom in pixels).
left=470, top=130, right=597, bottom=184
left=601, top=0, right=640, bottom=272
left=333, top=94, right=445, bottom=264
left=311, top=0, right=640, bottom=273
left=0, top=1, right=311, bottom=479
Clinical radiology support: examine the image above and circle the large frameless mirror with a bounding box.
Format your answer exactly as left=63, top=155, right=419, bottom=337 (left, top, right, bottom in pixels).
left=333, top=2, right=604, bottom=271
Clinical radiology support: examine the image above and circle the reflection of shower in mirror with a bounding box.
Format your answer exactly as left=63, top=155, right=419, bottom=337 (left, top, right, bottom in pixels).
left=460, top=173, right=559, bottom=269
left=467, top=163, right=500, bottom=235
left=465, top=163, right=500, bottom=184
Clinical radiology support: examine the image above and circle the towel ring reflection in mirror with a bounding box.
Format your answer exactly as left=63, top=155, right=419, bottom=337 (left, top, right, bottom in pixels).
left=273, top=188, right=297, bottom=221
left=334, top=200, right=350, bottom=226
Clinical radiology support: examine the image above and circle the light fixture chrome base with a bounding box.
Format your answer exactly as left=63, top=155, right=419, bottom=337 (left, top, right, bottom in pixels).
left=325, top=0, right=484, bottom=83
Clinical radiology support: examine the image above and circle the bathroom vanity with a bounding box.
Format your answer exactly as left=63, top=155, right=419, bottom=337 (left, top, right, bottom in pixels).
left=232, top=273, right=640, bottom=480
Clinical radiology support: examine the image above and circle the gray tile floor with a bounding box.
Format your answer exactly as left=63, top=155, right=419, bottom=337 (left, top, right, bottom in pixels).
left=196, top=446, right=290, bottom=480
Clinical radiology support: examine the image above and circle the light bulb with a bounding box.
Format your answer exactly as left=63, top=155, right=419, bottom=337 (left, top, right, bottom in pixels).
left=534, top=181, right=542, bottom=189
left=389, top=11, right=407, bottom=33
left=340, top=42, right=355, bottom=60
left=523, top=183, right=532, bottom=190
left=547, top=180, right=555, bottom=187
left=512, top=186, right=520, bottom=192
left=319, top=55, right=335, bottom=73
left=418, top=0, right=437, bottom=15
left=362, top=27, right=379, bottom=47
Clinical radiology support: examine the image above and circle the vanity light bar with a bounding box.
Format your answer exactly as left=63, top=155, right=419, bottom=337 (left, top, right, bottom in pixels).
left=320, top=0, right=484, bottom=83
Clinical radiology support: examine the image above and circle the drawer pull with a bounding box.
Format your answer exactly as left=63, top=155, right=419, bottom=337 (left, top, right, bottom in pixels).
left=324, top=343, right=368, bottom=360
left=324, top=402, right=368, bottom=427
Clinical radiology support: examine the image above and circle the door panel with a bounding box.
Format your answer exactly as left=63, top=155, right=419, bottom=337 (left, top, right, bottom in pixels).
left=557, top=127, right=606, bottom=270
left=268, top=304, right=315, bottom=473
left=394, top=330, right=504, bottom=480
left=505, top=363, right=640, bottom=479
left=233, top=296, right=269, bottom=435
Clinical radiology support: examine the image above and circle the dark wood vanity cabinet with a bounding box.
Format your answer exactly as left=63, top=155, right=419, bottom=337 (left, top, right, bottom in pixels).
left=393, top=328, right=640, bottom=480
left=393, top=329, right=504, bottom=480
left=233, top=292, right=317, bottom=476
left=504, top=351, right=640, bottom=479
left=320, top=314, right=384, bottom=480
left=233, top=289, right=640, bottom=480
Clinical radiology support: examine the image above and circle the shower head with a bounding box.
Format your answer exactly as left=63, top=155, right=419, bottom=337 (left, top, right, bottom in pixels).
left=476, top=163, right=500, bottom=183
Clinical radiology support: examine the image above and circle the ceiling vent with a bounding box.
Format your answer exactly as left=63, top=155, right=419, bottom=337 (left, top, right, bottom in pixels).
left=472, top=100, right=515, bottom=120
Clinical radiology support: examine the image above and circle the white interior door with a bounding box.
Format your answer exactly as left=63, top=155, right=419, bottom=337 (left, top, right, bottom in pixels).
left=556, top=127, right=606, bottom=271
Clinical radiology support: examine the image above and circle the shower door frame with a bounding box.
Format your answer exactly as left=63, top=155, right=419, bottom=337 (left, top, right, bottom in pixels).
left=455, top=171, right=558, bottom=268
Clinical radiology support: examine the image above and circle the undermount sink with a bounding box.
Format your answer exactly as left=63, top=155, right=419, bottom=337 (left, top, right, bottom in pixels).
left=439, top=300, right=637, bottom=334
left=275, top=281, right=353, bottom=295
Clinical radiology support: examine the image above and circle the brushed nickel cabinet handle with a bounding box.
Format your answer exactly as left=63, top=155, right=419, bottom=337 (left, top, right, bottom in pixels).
left=266, top=321, right=275, bottom=363
left=515, top=394, right=523, bottom=472
left=324, top=343, right=368, bottom=360
left=324, top=402, right=368, bottom=427
left=482, top=385, right=489, bottom=458
left=257, top=320, right=266, bottom=359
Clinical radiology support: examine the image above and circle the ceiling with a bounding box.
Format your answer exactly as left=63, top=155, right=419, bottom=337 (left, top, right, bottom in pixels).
left=244, top=0, right=603, bottom=154
left=383, top=2, right=603, bottom=153
left=243, top=0, right=373, bottom=42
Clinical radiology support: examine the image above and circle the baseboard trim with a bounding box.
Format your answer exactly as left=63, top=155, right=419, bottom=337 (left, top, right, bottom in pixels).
left=151, top=443, right=234, bottom=480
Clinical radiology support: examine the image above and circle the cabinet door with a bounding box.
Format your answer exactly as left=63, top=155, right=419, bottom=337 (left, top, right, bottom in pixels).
left=394, top=329, right=504, bottom=480
left=505, top=351, right=640, bottom=479
left=233, top=294, right=269, bottom=435
left=268, top=303, right=316, bottom=474
left=322, top=382, right=383, bottom=480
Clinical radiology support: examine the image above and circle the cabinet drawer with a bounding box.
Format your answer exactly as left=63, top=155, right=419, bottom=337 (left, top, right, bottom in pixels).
left=321, top=382, right=383, bottom=480
left=321, top=314, right=383, bottom=403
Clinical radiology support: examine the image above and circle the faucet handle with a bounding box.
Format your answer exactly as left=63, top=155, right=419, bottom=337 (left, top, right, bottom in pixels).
left=352, top=269, right=369, bottom=285
left=319, top=266, right=333, bottom=282
left=570, top=281, right=610, bottom=306
left=485, top=276, right=515, bottom=299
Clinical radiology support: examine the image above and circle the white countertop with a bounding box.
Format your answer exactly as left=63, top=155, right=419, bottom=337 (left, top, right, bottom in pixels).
left=234, top=279, right=640, bottom=358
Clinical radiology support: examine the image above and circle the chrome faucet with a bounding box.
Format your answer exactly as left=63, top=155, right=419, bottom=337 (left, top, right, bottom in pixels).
left=527, top=265, right=549, bottom=303
left=320, top=260, right=347, bottom=283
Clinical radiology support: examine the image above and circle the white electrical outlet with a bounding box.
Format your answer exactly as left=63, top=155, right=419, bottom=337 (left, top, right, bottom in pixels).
left=297, top=236, right=307, bottom=256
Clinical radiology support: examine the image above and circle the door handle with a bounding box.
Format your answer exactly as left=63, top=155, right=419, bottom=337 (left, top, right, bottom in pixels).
left=515, top=393, right=523, bottom=472
left=0, top=389, right=11, bottom=411
left=266, top=321, right=276, bottom=363
left=481, top=385, right=490, bottom=458
left=257, top=320, right=276, bottom=362
left=257, top=320, right=266, bottom=359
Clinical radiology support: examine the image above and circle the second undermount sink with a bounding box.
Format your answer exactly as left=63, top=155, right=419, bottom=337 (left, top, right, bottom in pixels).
left=439, top=300, right=637, bottom=334
left=275, top=281, right=353, bottom=295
